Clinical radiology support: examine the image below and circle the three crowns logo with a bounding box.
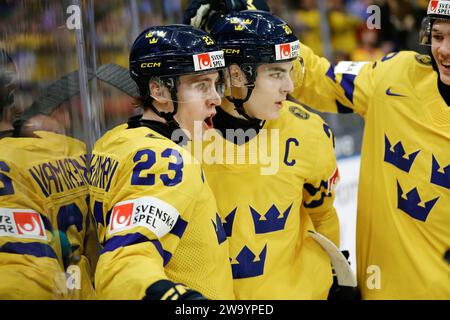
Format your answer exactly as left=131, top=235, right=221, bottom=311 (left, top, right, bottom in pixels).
left=146, top=31, right=163, bottom=44
left=231, top=18, right=252, bottom=31
left=397, top=180, right=439, bottom=222
left=230, top=18, right=252, bottom=24
left=384, top=135, right=420, bottom=173
left=250, top=204, right=292, bottom=234
left=231, top=245, right=267, bottom=279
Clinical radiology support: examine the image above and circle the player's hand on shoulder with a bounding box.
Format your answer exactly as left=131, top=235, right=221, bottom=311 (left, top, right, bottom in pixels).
left=183, top=0, right=269, bottom=31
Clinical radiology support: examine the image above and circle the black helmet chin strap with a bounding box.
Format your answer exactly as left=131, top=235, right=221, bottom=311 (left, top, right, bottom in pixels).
left=226, top=83, right=255, bottom=120
left=226, top=64, right=257, bottom=120
left=145, top=77, right=181, bottom=131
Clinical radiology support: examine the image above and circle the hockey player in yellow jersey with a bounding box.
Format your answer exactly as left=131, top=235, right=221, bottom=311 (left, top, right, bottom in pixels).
left=200, top=11, right=341, bottom=299
left=90, top=25, right=234, bottom=300
left=289, top=0, right=450, bottom=299
left=0, top=117, right=94, bottom=299
left=0, top=50, right=95, bottom=299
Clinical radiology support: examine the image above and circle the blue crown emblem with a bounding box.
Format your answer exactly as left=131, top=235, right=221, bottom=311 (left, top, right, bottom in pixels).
left=431, top=155, right=450, bottom=190
left=250, top=204, right=292, bottom=234
left=384, top=135, right=420, bottom=173
left=231, top=245, right=267, bottom=279
left=212, top=213, right=227, bottom=245
left=397, top=180, right=439, bottom=222
left=223, top=208, right=237, bottom=237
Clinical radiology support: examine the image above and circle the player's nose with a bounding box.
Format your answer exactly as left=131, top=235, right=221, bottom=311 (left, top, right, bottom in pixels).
left=281, top=76, right=294, bottom=94
left=206, top=87, right=221, bottom=107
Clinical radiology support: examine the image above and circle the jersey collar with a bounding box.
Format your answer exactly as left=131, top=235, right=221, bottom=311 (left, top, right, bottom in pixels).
left=213, top=107, right=265, bottom=145
left=127, top=114, right=188, bottom=145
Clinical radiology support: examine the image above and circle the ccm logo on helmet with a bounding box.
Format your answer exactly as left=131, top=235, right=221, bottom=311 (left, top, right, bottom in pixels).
left=141, top=62, right=161, bottom=68
left=223, top=49, right=240, bottom=54
left=193, top=50, right=225, bottom=71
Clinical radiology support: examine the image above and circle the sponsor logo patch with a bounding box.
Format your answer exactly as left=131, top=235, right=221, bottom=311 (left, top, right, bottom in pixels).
left=428, top=0, right=450, bottom=15
left=109, top=197, right=180, bottom=238
left=430, top=0, right=439, bottom=12
left=0, top=208, right=46, bottom=240
left=275, top=40, right=300, bottom=61
left=193, top=50, right=225, bottom=71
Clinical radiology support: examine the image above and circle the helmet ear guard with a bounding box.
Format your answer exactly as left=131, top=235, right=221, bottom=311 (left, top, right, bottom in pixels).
left=225, top=65, right=256, bottom=120
left=148, top=77, right=174, bottom=102
left=240, top=64, right=257, bottom=85
left=419, top=17, right=433, bottom=46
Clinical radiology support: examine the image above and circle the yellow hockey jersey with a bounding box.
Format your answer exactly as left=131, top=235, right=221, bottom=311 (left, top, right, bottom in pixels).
left=90, top=121, right=235, bottom=300
left=0, top=131, right=95, bottom=299
left=293, top=45, right=450, bottom=299
left=201, top=102, right=340, bottom=299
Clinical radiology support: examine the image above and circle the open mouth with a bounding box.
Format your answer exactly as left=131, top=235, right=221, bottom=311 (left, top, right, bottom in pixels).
left=275, top=101, right=283, bottom=109
left=442, top=62, right=450, bottom=70
left=204, top=114, right=214, bottom=129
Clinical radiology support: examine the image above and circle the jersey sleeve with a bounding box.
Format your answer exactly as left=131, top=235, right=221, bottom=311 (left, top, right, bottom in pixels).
left=292, top=42, right=383, bottom=117
left=94, top=146, right=202, bottom=300
left=302, top=122, right=340, bottom=246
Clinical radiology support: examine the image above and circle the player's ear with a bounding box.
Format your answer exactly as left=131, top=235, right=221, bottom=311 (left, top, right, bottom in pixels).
left=229, top=64, right=246, bottom=88
left=149, top=80, right=171, bottom=103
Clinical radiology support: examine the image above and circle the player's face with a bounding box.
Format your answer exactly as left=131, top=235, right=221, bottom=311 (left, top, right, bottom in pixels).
left=431, top=20, right=450, bottom=85
left=245, top=61, right=294, bottom=120
left=174, top=71, right=221, bottom=139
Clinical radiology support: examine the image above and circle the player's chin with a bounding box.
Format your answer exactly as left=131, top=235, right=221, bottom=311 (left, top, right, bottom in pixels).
left=439, top=69, right=450, bottom=85
left=265, top=107, right=281, bottom=120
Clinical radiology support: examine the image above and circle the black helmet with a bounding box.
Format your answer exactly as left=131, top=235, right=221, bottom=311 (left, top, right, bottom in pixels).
left=209, top=10, right=299, bottom=66
left=209, top=11, right=300, bottom=119
left=129, top=24, right=225, bottom=123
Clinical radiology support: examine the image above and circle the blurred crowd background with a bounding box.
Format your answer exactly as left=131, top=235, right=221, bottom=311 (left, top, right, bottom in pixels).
left=0, top=0, right=431, bottom=157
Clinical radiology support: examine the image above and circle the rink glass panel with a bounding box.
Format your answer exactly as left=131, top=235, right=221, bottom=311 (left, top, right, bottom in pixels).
left=0, top=0, right=96, bottom=299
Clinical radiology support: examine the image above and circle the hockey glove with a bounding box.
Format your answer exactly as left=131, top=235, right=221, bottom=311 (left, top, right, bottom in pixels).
left=183, top=0, right=270, bottom=31
left=327, top=250, right=361, bottom=301
left=183, top=0, right=212, bottom=30
left=143, top=279, right=206, bottom=300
